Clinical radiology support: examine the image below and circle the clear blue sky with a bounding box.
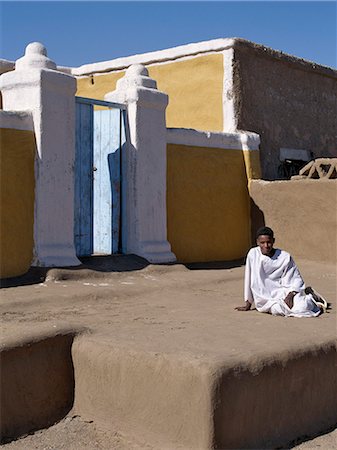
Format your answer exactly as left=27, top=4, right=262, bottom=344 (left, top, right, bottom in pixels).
left=1, top=1, right=336, bottom=69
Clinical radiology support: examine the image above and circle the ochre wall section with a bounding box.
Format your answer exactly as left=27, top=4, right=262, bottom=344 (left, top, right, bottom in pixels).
left=167, top=144, right=251, bottom=262
left=76, top=54, right=224, bottom=132
left=149, top=55, right=223, bottom=131
left=76, top=72, right=124, bottom=103
left=249, top=179, right=337, bottom=264
left=0, top=128, right=35, bottom=278
left=243, top=149, right=262, bottom=180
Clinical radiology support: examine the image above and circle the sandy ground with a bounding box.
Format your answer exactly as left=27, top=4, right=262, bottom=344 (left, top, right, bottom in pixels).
left=1, top=255, right=336, bottom=449
left=3, top=414, right=337, bottom=449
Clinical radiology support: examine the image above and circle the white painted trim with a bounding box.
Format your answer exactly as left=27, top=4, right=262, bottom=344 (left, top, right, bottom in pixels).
left=67, top=37, right=337, bottom=78
left=71, top=38, right=235, bottom=76
left=222, top=48, right=237, bottom=132
left=56, top=65, right=73, bottom=75
left=0, top=110, right=34, bottom=131
left=167, top=128, right=260, bottom=151
left=80, top=50, right=225, bottom=81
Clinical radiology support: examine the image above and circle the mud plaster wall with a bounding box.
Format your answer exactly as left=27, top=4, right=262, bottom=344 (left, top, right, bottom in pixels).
left=76, top=54, right=223, bottom=132
left=232, top=42, right=337, bottom=180
left=214, top=345, right=337, bottom=449
left=0, top=334, right=75, bottom=442
left=0, top=128, right=35, bottom=278
left=167, top=144, right=251, bottom=262
left=249, top=179, right=337, bottom=264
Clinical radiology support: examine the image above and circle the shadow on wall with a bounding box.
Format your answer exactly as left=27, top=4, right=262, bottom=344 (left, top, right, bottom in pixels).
left=250, top=197, right=265, bottom=244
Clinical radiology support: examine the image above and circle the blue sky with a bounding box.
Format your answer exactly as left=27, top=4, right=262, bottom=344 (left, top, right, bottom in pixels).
left=1, top=1, right=336, bottom=69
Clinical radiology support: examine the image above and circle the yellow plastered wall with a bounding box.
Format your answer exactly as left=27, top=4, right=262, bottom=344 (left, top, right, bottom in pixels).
left=76, top=54, right=224, bottom=131
left=243, top=149, right=262, bottom=182
left=0, top=128, right=35, bottom=278
left=167, top=144, right=251, bottom=262
left=149, top=55, right=223, bottom=131
left=76, top=72, right=124, bottom=103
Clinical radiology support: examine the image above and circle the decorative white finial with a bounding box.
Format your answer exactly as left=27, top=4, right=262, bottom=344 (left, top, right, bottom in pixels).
left=116, top=64, right=157, bottom=90
left=15, top=42, right=57, bottom=71
left=25, top=42, right=48, bottom=56
left=126, top=64, right=149, bottom=77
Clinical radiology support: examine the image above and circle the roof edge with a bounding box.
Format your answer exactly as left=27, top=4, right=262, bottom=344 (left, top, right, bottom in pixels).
left=71, top=37, right=236, bottom=76
left=70, top=37, right=336, bottom=79
left=232, top=38, right=337, bottom=79
left=1, top=38, right=336, bottom=78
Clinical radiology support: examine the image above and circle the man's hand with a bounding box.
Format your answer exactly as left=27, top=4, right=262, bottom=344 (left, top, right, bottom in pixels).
left=235, top=302, right=252, bottom=311
left=284, top=291, right=297, bottom=309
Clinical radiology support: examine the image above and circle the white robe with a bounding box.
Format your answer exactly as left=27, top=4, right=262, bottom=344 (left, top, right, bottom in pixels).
left=244, top=247, right=321, bottom=317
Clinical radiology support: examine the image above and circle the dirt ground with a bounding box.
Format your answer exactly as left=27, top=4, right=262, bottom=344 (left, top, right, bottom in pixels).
left=3, top=414, right=337, bottom=449
left=1, top=255, right=336, bottom=449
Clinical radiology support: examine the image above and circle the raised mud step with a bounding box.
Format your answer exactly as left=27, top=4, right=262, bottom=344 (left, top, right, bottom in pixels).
left=0, top=326, right=80, bottom=443
left=72, top=334, right=337, bottom=449
left=1, top=329, right=336, bottom=448
left=1, top=260, right=336, bottom=448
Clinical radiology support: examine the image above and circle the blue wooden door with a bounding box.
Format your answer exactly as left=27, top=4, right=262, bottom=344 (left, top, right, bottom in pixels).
left=74, top=98, right=123, bottom=257
left=74, top=101, right=94, bottom=256
left=93, top=109, right=121, bottom=254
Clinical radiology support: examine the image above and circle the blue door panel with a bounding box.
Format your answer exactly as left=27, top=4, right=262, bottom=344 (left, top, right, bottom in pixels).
left=74, top=98, right=123, bottom=257
left=74, top=102, right=93, bottom=256
left=93, top=108, right=121, bottom=254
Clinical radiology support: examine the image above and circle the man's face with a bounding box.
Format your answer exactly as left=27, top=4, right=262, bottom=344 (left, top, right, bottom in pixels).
left=257, top=234, right=275, bottom=256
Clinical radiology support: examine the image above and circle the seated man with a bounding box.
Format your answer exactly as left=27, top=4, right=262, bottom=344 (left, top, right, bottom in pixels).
left=235, top=226, right=327, bottom=317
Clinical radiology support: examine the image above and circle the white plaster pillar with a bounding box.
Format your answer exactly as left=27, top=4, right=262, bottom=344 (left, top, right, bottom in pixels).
left=0, top=42, right=81, bottom=267
left=105, top=65, right=176, bottom=263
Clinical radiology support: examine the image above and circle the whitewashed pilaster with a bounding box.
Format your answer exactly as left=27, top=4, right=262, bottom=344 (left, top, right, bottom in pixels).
left=0, top=42, right=81, bottom=267
left=105, top=65, right=176, bottom=263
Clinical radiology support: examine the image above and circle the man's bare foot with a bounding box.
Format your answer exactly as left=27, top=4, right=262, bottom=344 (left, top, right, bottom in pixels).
left=235, top=302, right=251, bottom=311
left=305, top=286, right=329, bottom=312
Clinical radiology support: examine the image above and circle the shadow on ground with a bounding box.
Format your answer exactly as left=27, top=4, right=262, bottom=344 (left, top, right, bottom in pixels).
left=0, top=254, right=150, bottom=288
left=184, top=258, right=245, bottom=270
left=1, top=254, right=246, bottom=288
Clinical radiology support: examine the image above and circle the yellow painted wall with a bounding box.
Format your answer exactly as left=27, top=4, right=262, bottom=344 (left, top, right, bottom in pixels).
left=0, top=128, right=35, bottom=278
left=76, top=54, right=224, bottom=132
left=243, top=149, right=261, bottom=182
left=148, top=55, right=223, bottom=131
left=76, top=72, right=124, bottom=103
left=167, top=144, right=251, bottom=262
